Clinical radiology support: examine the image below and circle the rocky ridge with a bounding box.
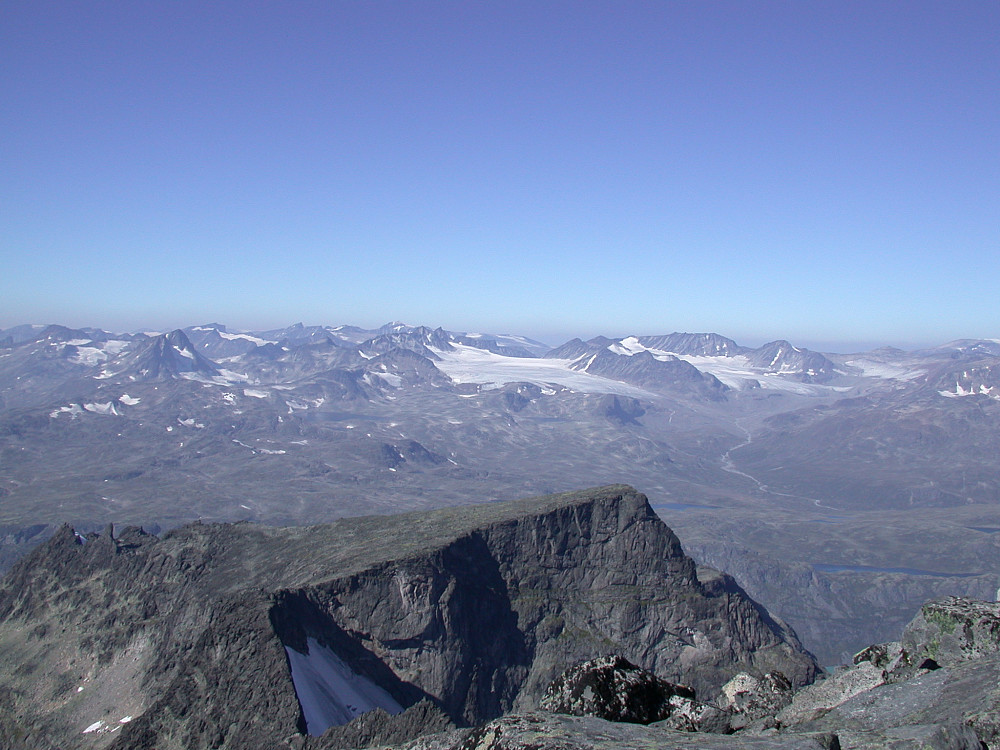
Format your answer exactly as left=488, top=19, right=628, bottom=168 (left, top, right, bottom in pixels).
left=0, top=485, right=817, bottom=750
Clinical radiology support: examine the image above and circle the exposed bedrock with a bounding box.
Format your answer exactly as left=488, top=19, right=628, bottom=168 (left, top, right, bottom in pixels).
left=0, top=485, right=818, bottom=750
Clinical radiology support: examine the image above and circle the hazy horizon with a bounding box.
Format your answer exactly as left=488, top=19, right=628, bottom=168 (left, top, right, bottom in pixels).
left=0, top=315, right=975, bottom=355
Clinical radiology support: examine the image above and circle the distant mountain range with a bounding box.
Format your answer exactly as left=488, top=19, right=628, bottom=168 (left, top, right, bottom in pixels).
left=7, top=320, right=996, bottom=398
left=1, top=320, right=1000, bottom=665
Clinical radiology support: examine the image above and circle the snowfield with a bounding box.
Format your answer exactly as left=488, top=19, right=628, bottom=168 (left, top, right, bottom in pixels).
left=843, top=358, right=926, bottom=381
left=284, top=637, right=403, bottom=734
left=434, top=343, right=847, bottom=396
left=431, top=344, right=657, bottom=397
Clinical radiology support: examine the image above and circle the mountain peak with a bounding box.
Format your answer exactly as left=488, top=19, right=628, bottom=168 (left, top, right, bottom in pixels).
left=108, top=329, right=220, bottom=381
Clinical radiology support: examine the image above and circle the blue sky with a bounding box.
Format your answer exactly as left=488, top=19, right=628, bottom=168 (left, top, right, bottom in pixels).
left=2, top=1, right=997, bottom=351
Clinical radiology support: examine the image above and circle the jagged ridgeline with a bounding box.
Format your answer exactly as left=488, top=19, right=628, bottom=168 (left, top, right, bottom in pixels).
left=0, top=485, right=817, bottom=749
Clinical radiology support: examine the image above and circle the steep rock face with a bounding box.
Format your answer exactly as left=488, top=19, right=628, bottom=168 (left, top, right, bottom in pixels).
left=0, top=486, right=817, bottom=750
left=478, top=495, right=816, bottom=701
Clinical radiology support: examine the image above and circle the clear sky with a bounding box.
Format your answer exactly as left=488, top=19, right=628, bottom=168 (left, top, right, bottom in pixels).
left=2, top=1, right=997, bottom=351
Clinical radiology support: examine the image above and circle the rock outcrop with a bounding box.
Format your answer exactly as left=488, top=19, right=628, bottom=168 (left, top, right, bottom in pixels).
left=419, top=596, right=1000, bottom=750
left=776, top=596, right=1000, bottom=749
left=0, top=485, right=817, bottom=750
left=448, top=712, right=840, bottom=750
left=719, top=670, right=795, bottom=728
left=901, top=596, right=1000, bottom=666
left=540, top=655, right=728, bottom=731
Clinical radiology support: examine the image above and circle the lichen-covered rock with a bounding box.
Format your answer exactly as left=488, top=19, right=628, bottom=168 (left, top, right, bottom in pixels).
left=719, top=671, right=793, bottom=727
left=852, top=641, right=905, bottom=671
left=785, top=664, right=993, bottom=749
left=780, top=599, right=1000, bottom=750
left=902, top=596, right=1000, bottom=667
left=776, top=661, right=889, bottom=726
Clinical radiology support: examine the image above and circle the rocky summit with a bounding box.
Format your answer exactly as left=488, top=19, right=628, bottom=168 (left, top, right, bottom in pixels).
left=430, top=596, right=1000, bottom=750
left=0, top=485, right=817, bottom=750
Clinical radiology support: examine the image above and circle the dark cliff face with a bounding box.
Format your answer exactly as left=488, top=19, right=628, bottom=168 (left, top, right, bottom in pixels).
left=0, top=486, right=818, bottom=750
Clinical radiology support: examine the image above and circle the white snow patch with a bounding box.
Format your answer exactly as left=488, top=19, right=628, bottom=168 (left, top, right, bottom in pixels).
left=83, top=720, right=105, bottom=734
left=119, top=394, right=141, bottom=405
left=939, top=383, right=997, bottom=399
left=72, top=346, right=108, bottom=366
left=50, top=403, right=84, bottom=418
left=372, top=372, right=403, bottom=387
left=844, top=359, right=926, bottom=381
left=103, top=339, right=131, bottom=355
left=84, top=401, right=119, bottom=416
left=180, top=369, right=249, bottom=386
left=258, top=447, right=286, bottom=455
left=285, top=637, right=403, bottom=735
left=431, top=344, right=657, bottom=397
left=217, top=331, right=275, bottom=346
left=244, top=388, right=269, bottom=399
left=120, top=716, right=133, bottom=724
left=216, top=369, right=249, bottom=383
left=609, top=336, right=647, bottom=356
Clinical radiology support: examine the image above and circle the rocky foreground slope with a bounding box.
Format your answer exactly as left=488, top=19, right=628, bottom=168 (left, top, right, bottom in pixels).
left=0, top=485, right=817, bottom=750
left=394, top=596, right=1000, bottom=750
